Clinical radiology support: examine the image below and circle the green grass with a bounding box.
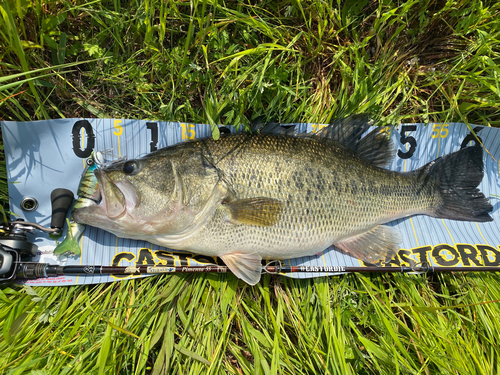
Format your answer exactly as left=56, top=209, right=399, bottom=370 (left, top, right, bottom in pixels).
left=2, top=273, right=500, bottom=374
left=1, top=0, right=500, bottom=373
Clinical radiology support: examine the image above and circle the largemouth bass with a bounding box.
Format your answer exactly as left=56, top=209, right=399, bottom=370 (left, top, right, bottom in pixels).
left=73, top=118, right=493, bottom=284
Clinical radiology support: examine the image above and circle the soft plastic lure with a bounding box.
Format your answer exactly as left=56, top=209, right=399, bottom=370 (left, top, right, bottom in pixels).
left=53, top=152, right=103, bottom=256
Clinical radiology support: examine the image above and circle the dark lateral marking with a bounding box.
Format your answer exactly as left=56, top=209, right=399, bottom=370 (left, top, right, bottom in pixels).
left=332, top=180, right=340, bottom=193
left=350, top=179, right=358, bottom=193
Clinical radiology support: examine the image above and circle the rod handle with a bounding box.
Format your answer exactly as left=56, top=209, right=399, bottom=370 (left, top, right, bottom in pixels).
left=50, top=189, right=75, bottom=230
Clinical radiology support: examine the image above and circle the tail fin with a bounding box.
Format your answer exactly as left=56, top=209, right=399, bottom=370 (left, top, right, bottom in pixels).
left=428, top=145, right=493, bottom=222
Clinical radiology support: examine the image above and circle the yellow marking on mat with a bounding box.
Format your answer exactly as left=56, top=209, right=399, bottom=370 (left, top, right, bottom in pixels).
left=409, top=218, right=420, bottom=247
left=321, top=253, right=328, bottom=277
left=180, top=123, right=196, bottom=140
left=114, top=120, right=123, bottom=156
left=436, top=130, right=441, bottom=158
left=475, top=223, right=489, bottom=245
left=81, top=127, right=86, bottom=169
left=441, top=219, right=456, bottom=245
left=311, top=124, right=327, bottom=133
left=402, top=139, right=420, bottom=247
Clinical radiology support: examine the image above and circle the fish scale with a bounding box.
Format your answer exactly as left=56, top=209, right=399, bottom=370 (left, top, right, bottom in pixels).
left=73, top=121, right=493, bottom=285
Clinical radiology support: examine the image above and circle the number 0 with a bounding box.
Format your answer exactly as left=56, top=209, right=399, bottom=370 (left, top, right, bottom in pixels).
left=72, top=120, right=95, bottom=158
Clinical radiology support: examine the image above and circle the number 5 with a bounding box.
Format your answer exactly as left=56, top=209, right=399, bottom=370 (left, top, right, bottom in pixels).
left=397, top=125, right=417, bottom=159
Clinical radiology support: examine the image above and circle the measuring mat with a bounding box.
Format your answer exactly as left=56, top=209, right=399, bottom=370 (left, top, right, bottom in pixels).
left=2, top=119, right=499, bottom=286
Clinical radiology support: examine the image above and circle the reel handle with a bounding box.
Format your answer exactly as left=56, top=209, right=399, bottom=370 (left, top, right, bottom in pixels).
left=50, top=189, right=75, bottom=230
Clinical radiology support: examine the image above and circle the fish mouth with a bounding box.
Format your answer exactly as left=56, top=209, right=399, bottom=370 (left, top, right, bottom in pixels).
left=94, top=170, right=140, bottom=219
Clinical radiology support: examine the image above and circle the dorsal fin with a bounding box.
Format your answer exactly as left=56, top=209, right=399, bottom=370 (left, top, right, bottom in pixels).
left=251, top=117, right=303, bottom=137
left=316, top=114, right=373, bottom=149
left=250, top=116, right=270, bottom=133
left=317, top=115, right=396, bottom=168
left=251, top=115, right=396, bottom=168
left=353, top=126, right=396, bottom=168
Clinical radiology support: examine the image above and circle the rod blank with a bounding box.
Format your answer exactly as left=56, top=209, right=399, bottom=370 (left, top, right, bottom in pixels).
left=14, top=262, right=500, bottom=280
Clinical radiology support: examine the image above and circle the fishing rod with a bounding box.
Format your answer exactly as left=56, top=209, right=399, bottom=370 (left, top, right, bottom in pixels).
left=11, top=261, right=500, bottom=281
left=0, top=189, right=499, bottom=283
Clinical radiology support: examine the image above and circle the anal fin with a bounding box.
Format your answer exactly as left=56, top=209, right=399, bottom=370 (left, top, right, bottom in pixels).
left=221, top=251, right=262, bottom=285
left=335, top=225, right=402, bottom=265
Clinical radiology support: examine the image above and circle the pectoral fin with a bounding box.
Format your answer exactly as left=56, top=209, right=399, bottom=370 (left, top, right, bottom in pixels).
left=335, top=225, right=402, bottom=265
left=220, top=251, right=262, bottom=285
left=223, top=197, right=282, bottom=226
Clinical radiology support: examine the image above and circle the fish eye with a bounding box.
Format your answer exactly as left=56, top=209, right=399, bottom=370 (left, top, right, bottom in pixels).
left=122, top=160, right=139, bottom=175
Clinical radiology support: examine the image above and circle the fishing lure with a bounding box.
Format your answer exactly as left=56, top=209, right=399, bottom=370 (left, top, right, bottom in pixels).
left=53, top=151, right=102, bottom=256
